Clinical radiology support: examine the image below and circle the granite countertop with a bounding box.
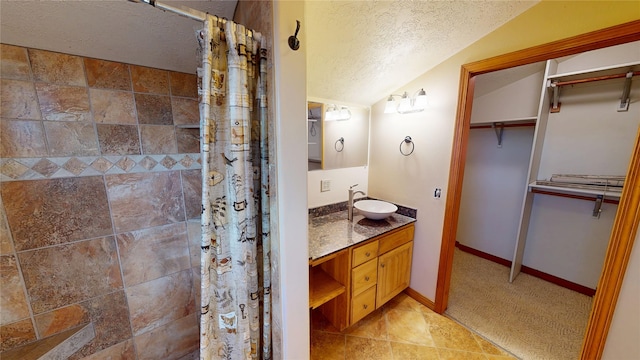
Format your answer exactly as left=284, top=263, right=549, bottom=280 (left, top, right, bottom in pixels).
left=309, top=211, right=416, bottom=261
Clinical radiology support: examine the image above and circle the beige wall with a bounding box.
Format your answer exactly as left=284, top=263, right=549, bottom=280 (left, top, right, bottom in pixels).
left=365, top=0, right=639, bottom=355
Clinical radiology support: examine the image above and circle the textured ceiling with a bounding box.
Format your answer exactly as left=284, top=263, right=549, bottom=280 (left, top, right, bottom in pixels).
left=1, top=1, right=538, bottom=106
left=306, top=1, right=538, bottom=106
left=0, top=0, right=238, bottom=74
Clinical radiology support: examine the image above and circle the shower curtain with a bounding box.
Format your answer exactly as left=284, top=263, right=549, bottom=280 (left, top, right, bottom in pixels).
left=198, top=16, right=271, bottom=360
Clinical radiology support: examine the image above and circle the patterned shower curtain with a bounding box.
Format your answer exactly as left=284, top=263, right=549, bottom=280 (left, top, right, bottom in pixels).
left=198, top=16, right=271, bottom=360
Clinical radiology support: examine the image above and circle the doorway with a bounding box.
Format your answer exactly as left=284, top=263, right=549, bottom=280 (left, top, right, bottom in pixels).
left=434, top=20, right=640, bottom=360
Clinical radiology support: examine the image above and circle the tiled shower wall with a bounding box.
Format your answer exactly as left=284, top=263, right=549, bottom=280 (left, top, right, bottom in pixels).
left=0, top=44, right=202, bottom=359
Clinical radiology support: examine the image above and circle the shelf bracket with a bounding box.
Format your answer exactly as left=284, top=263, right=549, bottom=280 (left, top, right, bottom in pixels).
left=617, top=71, right=633, bottom=112
left=549, top=80, right=561, bottom=113
left=492, top=122, right=504, bottom=148
left=593, top=195, right=603, bottom=218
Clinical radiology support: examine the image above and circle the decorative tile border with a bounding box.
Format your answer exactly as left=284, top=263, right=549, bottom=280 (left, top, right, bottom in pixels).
left=0, top=153, right=201, bottom=181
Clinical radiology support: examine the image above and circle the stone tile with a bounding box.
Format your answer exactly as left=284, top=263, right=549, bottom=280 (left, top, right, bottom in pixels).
left=343, top=307, right=387, bottom=340
left=140, top=125, right=177, bottom=154
left=34, top=304, right=90, bottom=337
left=0, top=159, right=30, bottom=180
left=424, top=313, right=483, bottom=353
left=437, top=348, right=488, bottom=360
left=63, top=157, right=89, bottom=176
left=117, top=223, right=190, bottom=287
left=169, top=72, right=198, bottom=98
left=0, top=44, right=30, bottom=80
left=186, top=221, right=201, bottom=269
left=0, top=204, right=14, bottom=255
left=135, top=93, right=173, bottom=125
left=0, top=119, right=48, bottom=158
left=134, top=313, right=199, bottom=360
left=0, top=79, right=41, bottom=120
left=106, top=171, right=185, bottom=233
left=191, top=267, right=201, bottom=314
left=131, top=65, right=169, bottom=95
left=43, top=121, right=99, bottom=156
left=176, top=128, right=200, bottom=154
left=177, top=349, right=200, bottom=360
left=473, top=334, right=512, bottom=356
left=0, top=255, right=30, bottom=326
left=90, top=89, right=136, bottom=124
left=0, top=318, right=36, bottom=352
left=68, top=291, right=133, bottom=359
left=310, top=331, right=345, bottom=360
left=181, top=169, right=202, bottom=220
left=36, top=83, right=91, bottom=122
left=28, top=49, right=86, bottom=86
left=127, top=269, right=195, bottom=336
left=91, top=157, right=114, bottom=173
left=79, top=339, right=136, bottom=360
left=390, top=342, right=439, bottom=360
left=31, top=158, right=60, bottom=177
left=1, top=176, right=112, bottom=251
left=385, top=308, right=434, bottom=346
left=172, top=97, right=199, bottom=126
left=385, top=292, right=425, bottom=313
left=84, top=58, right=131, bottom=91
left=17, top=236, right=122, bottom=314
left=161, top=155, right=177, bottom=169
left=97, top=124, right=141, bottom=155
left=115, top=157, right=136, bottom=172
left=344, top=336, right=392, bottom=360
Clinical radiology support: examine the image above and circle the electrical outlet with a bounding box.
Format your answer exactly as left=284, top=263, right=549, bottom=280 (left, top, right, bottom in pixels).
left=321, top=179, right=331, bottom=192
left=434, top=188, right=442, bottom=198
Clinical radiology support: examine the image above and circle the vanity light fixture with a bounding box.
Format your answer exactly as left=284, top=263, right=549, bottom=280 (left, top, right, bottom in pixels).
left=384, top=88, right=427, bottom=114
left=325, top=104, right=351, bottom=121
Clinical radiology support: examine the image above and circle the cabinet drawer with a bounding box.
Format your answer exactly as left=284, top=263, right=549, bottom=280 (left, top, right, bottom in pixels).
left=352, top=258, right=377, bottom=296
left=379, top=225, right=414, bottom=254
left=351, top=285, right=376, bottom=324
left=352, top=241, right=378, bottom=267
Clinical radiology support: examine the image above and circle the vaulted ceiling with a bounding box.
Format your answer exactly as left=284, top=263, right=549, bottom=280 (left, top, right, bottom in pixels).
left=0, top=0, right=539, bottom=106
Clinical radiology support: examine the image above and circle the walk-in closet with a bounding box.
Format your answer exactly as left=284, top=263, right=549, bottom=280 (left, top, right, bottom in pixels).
left=446, top=40, right=640, bottom=360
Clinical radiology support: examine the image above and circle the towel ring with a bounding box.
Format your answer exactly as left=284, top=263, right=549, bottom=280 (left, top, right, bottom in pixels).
left=400, top=136, right=414, bottom=156
left=335, top=137, right=344, bottom=152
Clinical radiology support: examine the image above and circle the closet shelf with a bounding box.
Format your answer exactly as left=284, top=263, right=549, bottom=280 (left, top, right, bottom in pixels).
left=529, top=181, right=622, bottom=201
left=308, top=119, right=319, bottom=122
left=546, top=61, right=640, bottom=82
left=470, top=117, right=537, bottom=129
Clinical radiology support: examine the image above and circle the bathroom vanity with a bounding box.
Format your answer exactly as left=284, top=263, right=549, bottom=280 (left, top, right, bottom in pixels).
left=308, top=211, right=415, bottom=330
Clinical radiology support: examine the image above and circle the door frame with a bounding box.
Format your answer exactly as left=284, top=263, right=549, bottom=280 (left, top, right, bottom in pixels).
left=434, top=20, right=640, bottom=360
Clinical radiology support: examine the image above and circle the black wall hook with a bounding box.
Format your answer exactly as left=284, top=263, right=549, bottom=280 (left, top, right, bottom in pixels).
left=288, top=20, right=301, bottom=51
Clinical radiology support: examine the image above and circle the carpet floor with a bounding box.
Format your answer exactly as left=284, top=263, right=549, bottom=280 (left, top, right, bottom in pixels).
left=445, top=248, right=593, bottom=360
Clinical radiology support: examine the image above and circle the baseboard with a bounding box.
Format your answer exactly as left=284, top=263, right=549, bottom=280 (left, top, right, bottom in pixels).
left=404, top=287, right=436, bottom=311
left=455, top=242, right=596, bottom=297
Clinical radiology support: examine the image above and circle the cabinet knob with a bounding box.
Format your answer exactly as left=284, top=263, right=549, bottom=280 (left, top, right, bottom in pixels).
left=380, top=263, right=385, bottom=268
left=363, top=304, right=368, bottom=309
left=365, top=252, right=370, bottom=257
left=364, top=276, right=370, bottom=281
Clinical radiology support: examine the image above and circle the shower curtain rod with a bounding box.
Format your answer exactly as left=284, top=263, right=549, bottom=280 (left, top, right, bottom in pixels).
left=129, top=0, right=207, bottom=22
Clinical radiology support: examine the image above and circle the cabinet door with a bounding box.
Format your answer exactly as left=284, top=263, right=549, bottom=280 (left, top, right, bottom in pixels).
left=376, top=241, right=413, bottom=308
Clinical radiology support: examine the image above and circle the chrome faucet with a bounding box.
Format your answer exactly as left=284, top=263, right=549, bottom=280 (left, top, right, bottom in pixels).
left=348, top=184, right=366, bottom=221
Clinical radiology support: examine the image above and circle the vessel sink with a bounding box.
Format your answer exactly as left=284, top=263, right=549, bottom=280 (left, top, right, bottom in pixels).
left=354, top=200, right=398, bottom=220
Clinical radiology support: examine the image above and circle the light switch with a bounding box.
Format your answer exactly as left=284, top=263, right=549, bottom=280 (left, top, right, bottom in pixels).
left=321, top=179, right=331, bottom=192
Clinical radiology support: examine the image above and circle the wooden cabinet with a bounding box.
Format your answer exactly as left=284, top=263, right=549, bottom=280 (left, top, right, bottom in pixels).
left=376, top=241, right=413, bottom=306
left=309, top=223, right=414, bottom=330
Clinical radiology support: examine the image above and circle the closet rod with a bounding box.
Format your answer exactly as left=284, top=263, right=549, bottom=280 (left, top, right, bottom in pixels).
left=531, top=188, right=619, bottom=204
left=553, top=70, right=639, bottom=87
left=469, top=122, right=536, bottom=130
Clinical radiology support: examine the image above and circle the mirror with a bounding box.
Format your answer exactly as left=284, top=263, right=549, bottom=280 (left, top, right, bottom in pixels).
left=307, top=101, right=370, bottom=171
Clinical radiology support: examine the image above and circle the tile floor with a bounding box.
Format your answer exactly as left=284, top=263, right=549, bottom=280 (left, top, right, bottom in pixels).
left=311, top=292, right=518, bottom=360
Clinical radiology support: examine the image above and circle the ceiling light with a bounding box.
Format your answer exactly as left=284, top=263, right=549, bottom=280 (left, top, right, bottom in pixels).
left=325, top=104, right=351, bottom=121
left=384, top=88, right=427, bottom=114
